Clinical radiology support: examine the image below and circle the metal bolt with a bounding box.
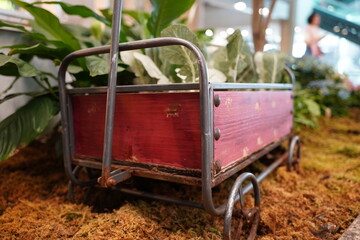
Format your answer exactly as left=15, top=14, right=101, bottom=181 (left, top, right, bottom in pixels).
left=214, top=95, right=221, bottom=107
left=215, top=160, right=222, bottom=173
left=214, top=128, right=221, bottom=140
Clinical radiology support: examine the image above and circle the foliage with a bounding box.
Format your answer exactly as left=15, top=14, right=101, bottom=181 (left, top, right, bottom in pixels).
left=294, top=89, right=322, bottom=129
left=0, top=0, right=195, bottom=161
left=254, top=51, right=287, bottom=84
left=147, top=0, right=195, bottom=37
left=0, top=96, right=59, bottom=161
left=0, top=0, right=289, bottom=161
left=290, top=56, right=358, bottom=118
left=160, top=24, right=200, bottom=83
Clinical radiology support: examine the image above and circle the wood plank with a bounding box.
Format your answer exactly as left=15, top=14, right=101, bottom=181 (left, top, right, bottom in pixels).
left=214, top=91, right=293, bottom=169
left=72, top=92, right=202, bottom=169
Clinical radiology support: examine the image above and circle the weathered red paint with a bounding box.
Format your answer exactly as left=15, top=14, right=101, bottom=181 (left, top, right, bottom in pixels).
left=72, top=90, right=293, bottom=172
left=214, top=91, right=293, bottom=168
left=72, top=92, right=202, bottom=169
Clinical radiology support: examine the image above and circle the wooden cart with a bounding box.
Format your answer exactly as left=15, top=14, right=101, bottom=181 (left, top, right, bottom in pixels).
left=58, top=1, right=300, bottom=239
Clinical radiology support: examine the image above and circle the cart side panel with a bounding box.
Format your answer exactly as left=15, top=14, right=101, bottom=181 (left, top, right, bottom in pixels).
left=72, top=92, right=201, bottom=169
left=214, top=91, right=293, bottom=168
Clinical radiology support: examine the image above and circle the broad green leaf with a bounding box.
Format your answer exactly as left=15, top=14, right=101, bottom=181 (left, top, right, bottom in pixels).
left=208, top=68, right=226, bottom=83
left=0, top=20, right=71, bottom=50
left=254, top=51, right=286, bottom=83
left=0, top=95, right=59, bottom=161
left=32, top=1, right=111, bottom=26
left=0, top=54, right=40, bottom=77
left=210, top=30, right=250, bottom=82
left=85, top=55, right=124, bottom=77
left=90, top=20, right=103, bottom=41
left=120, top=50, right=147, bottom=84
left=11, top=0, right=81, bottom=51
left=133, top=52, right=169, bottom=84
left=237, top=43, right=257, bottom=83
left=211, top=46, right=228, bottom=75
left=67, top=65, right=83, bottom=74
left=123, top=10, right=150, bottom=24
left=8, top=43, right=70, bottom=60
left=85, top=56, right=109, bottom=77
left=303, top=99, right=321, bottom=116
left=100, top=8, right=112, bottom=22
left=0, top=20, right=28, bottom=32
left=123, top=10, right=151, bottom=39
left=0, top=90, right=49, bottom=104
left=226, top=30, right=247, bottom=82
left=147, top=0, right=195, bottom=37
left=159, top=24, right=200, bottom=83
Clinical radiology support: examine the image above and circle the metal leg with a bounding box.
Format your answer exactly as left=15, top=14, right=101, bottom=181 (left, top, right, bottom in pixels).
left=224, top=172, right=261, bottom=240
left=287, top=136, right=301, bottom=172
left=68, top=166, right=96, bottom=204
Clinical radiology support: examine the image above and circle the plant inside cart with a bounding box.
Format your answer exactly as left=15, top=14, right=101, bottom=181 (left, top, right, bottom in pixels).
left=0, top=0, right=287, bottom=162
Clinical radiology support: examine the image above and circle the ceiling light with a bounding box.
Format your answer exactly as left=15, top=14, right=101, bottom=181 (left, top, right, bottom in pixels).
left=226, top=28, right=235, bottom=35
left=241, top=30, right=249, bottom=37
left=205, top=29, right=214, bottom=37
left=259, top=7, right=269, bottom=17
left=234, top=1, right=246, bottom=11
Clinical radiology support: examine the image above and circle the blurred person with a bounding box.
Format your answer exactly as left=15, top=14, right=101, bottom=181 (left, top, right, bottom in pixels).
left=304, top=13, right=326, bottom=57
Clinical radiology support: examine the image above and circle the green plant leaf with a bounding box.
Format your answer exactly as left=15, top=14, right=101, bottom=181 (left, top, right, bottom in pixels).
left=85, top=56, right=109, bottom=77
left=0, top=95, right=59, bottom=161
left=123, top=10, right=150, bottom=24
left=210, top=30, right=251, bottom=82
left=120, top=50, right=147, bottom=84
left=147, top=0, right=195, bottom=37
left=226, top=30, right=247, bottom=82
left=208, top=68, right=226, bottom=83
left=85, top=55, right=124, bottom=77
left=254, top=51, right=286, bottom=83
left=32, top=1, right=111, bottom=26
left=0, top=20, right=28, bottom=32
left=0, top=90, right=49, bottom=104
left=8, top=43, right=70, bottom=60
left=303, top=99, right=321, bottom=116
left=0, top=54, right=40, bottom=77
left=11, top=0, right=81, bottom=51
left=159, top=24, right=200, bottom=82
left=0, top=20, right=71, bottom=50
left=133, top=52, right=169, bottom=84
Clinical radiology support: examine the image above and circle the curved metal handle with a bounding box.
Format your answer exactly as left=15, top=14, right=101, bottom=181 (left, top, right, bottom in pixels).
left=284, top=65, right=296, bottom=87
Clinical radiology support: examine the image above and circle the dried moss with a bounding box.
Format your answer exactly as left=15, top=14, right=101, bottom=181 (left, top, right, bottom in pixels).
left=0, top=115, right=359, bottom=239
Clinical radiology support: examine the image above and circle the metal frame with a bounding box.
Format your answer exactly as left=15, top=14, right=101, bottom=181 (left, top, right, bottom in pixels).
left=58, top=0, right=298, bottom=221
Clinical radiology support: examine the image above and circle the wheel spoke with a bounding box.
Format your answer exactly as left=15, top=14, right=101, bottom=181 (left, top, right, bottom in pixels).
left=224, top=172, right=261, bottom=240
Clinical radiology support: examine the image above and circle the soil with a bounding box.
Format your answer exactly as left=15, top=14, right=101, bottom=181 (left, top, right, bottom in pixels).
left=0, top=114, right=359, bottom=239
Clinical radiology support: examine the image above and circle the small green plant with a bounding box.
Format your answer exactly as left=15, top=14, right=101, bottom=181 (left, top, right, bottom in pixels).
left=294, top=89, right=322, bottom=129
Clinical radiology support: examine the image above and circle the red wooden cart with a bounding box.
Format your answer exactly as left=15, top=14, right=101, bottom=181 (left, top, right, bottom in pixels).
left=58, top=1, right=300, bottom=239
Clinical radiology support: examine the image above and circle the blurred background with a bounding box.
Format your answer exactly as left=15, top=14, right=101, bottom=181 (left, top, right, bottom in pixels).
left=1, top=0, right=358, bottom=86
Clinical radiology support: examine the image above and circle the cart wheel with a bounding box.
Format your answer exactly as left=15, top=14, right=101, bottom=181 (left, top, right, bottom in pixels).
left=287, top=136, right=301, bottom=172
left=68, top=166, right=96, bottom=204
left=224, top=172, right=260, bottom=240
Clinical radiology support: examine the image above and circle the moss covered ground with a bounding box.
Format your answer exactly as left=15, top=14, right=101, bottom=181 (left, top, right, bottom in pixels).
left=0, top=113, right=359, bottom=239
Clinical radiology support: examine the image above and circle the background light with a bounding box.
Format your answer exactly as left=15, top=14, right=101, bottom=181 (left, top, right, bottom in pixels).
left=205, top=29, right=214, bottom=37
left=234, top=1, right=246, bottom=11
left=226, top=27, right=235, bottom=35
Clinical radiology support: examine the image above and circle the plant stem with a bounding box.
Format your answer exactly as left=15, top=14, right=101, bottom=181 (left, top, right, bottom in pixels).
left=182, top=46, right=196, bottom=83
